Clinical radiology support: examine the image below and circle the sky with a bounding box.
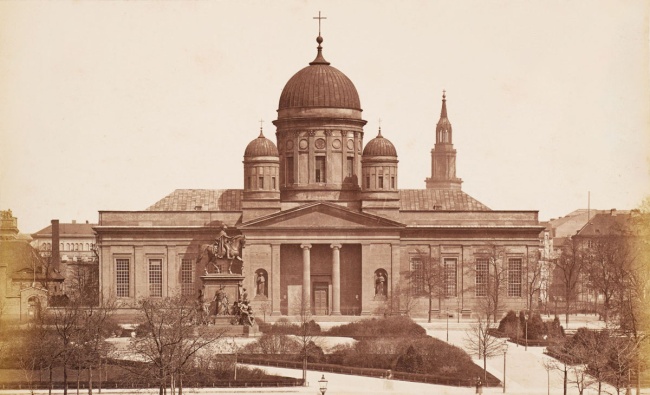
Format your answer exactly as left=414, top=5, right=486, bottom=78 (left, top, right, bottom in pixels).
left=1, top=0, right=648, bottom=234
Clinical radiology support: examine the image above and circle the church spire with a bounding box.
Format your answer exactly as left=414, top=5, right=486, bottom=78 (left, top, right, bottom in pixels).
left=435, top=90, right=453, bottom=144
left=425, top=91, right=462, bottom=190
left=440, top=90, right=448, bottom=118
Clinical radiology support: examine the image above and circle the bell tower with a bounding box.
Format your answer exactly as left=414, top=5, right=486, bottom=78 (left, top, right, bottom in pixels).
left=425, top=91, right=462, bottom=190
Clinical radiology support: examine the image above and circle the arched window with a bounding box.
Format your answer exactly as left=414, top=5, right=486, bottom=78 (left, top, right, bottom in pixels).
left=60, top=243, right=64, bottom=251
left=255, top=269, right=268, bottom=298
left=66, top=243, right=70, bottom=251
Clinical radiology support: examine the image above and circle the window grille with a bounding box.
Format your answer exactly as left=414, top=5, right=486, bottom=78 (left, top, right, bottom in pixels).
left=116, top=259, right=129, bottom=297
left=181, top=259, right=194, bottom=296
left=149, top=259, right=163, bottom=297
left=410, top=258, right=425, bottom=295
left=508, top=258, right=522, bottom=297
left=476, top=258, right=488, bottom=297
left=444, top=258, right=457, bottom=297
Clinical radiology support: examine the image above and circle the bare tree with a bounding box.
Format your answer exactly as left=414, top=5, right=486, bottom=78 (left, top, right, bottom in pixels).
left=553, top=237, right=586, bottom=325
left=525, top=250, right=545, bottom=311
left=543, top=358, right=569, bottom=395
left=471, top=246, right=508, bottom=323
left=409, top=250, right=447, bottom=323
left=464, top=316, right=504, bottom=382
left=75, top=297, right=119, bottom=395
left=129, top=296, right=226, bottom=395
left=383, top=279, right=419, bottom=316
left=290, top=292, right=322, bottom=386
left=42, top=296, right=84, bottom=395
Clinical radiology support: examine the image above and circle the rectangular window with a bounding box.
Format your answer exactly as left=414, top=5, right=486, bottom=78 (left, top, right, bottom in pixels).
left=346, top=157, right=354, bottom=178
left=508, top=258, right=522, bottom=297
left=391, top=176, right=395, bottom=189
left=444, top=258, right=457, bottom=297
left=258, top=176, right=264, bottom=189
left=286, top=157, right=294, bottom=184
left=247, top=176, right=252, bottom=189
left=410, top=258, right=425, bottom=295
left=116, top=259, right=130, bottom=298
left=378, top=176, right=384, bottom=189
left=366, top=176, right=371, bottom=189
left=149, top=259, right=163, bottom=297
left=475, top=258, right=488, bottom=297
left=181, top=258, right=194, bottom=296
left=271, top=176, right=276, bottom=189
left=315, top=157, right=326, bottom=183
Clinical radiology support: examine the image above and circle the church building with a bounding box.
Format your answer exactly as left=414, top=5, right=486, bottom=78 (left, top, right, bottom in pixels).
left=95, top=30, right=542, bottom=319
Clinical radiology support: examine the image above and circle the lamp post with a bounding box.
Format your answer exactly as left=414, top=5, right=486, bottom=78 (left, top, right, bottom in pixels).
left=318, top=374, right=328, bottom=395
left=502, top=340, right=508, bottom=393
left=524, top=312, right=529, bottom=351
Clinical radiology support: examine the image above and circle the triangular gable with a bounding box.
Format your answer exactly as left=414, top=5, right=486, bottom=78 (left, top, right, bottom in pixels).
left=241, top=202, right=404, bottom=229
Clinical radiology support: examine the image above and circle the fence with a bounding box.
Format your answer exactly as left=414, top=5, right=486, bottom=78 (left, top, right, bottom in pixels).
left=0, top=379, right=304, bottom=391
left=236, top=355, right=501, bottom=387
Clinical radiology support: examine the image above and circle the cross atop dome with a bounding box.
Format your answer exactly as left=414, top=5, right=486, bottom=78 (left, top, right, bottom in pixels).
left=310, top=11, right=330, bottom=65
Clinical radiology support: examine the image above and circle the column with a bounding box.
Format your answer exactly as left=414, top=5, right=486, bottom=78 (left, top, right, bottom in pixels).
left=300, top=244, right=312, bottom=313
left=271, top=244, right=281, bottom=316
left=330, top=244, right=342, bottom=315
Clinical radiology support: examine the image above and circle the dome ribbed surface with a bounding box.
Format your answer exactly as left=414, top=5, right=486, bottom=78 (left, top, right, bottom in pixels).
left=244, top=134, right=278, bottom=157
left=363, top=133, right=397, bottom=157
left=279, top=64, right=361, bottom=110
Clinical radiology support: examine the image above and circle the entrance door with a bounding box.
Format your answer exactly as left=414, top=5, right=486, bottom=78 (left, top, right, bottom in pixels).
left=313, top=283, right=328, bottom=315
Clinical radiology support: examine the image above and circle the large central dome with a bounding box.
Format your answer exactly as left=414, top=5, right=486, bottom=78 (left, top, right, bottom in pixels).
left=278, top=37, right=361, bottom=111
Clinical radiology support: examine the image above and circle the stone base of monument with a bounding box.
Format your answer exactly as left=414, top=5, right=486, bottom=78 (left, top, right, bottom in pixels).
left=208, top=316, right=260, bottom=337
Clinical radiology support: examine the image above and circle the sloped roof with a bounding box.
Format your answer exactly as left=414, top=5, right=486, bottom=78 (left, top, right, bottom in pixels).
left=576, top=211, right=632, bottom=237
left=398, top=189, right=491, bottom=211
left=32, top=223, right=96, bottom=238
left=146, top=188, right=491, bottom=212
left=146, top=189, right=243, bottom=212
left=0, top=239, right=63, bottom=280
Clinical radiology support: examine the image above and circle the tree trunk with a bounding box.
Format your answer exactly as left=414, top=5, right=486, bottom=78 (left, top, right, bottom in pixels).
left=178, top=374, right=182, bottom=395
left=428, top=295, right=432, bottom=323
left=63, top=361, right=68, bottom=395
left=483, top=353, right=487, bottom=382
left=563, top=366, right=567, bottom=395
left=88, top=365, right=93, bottom=395
left=76, top=366, right=80, bottom=395
left=565, top=296, right=570, bottom=326
left=48, top=366, right=53, bottom=395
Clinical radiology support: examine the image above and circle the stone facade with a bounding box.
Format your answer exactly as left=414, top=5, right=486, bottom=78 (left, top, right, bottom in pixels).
left=95, top=31, right=543, bottom=319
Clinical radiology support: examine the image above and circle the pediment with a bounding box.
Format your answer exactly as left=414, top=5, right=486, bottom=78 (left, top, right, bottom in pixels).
left=241, top=202, right=404, bottom=230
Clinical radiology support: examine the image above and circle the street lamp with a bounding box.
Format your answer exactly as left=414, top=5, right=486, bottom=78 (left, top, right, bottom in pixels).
left=524, top=312, right=529, bottom=351
left=502, top=340, right=508, bottom=393
left=318, top=374, right=328, bottom=395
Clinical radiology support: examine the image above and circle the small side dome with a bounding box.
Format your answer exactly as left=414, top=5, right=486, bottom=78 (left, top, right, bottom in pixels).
left=363, top=128, right=397, bottom=157
left=244, top=130, right=278, bottom=157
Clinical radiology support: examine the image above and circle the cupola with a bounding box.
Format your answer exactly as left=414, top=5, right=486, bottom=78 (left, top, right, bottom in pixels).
left=274, top=30, right=367, bottom=204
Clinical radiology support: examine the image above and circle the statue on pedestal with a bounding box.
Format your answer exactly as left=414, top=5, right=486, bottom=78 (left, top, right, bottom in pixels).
left=197, top=225, right=246, bottom=275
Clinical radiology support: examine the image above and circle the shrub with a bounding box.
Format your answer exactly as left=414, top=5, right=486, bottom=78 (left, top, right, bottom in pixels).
left=395, top=345, right=423, bottom=373
left=326, top=316, right=426, bottom=338
left=497, top=310, right=520, bottom=338
left=259, top=319, right=321, bottom=335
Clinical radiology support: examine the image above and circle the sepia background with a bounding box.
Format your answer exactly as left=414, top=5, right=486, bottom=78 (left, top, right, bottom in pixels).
left=1, top=0, right=648, bottom=233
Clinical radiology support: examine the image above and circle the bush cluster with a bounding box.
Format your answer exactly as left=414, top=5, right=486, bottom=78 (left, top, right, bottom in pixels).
left=326, top=316, right=426, bottom=338
left=497, top=310, right=564, bottom=340
left=257, top=318, right=321, bottom=335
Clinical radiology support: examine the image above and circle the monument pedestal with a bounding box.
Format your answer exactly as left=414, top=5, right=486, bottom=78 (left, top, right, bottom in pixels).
left=201, top=274, right=243, bottom=306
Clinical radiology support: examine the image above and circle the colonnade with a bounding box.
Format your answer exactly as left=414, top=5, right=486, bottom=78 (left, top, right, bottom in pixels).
left=299, top=243, right=342, bottom=315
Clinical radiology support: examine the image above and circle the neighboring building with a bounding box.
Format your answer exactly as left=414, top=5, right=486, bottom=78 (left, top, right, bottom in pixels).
left=0, top=210, right=63, bottom=321
left=31, top=220, right=99, bottom=305
left=95, top=30, right=542, bottom=319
